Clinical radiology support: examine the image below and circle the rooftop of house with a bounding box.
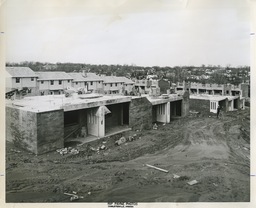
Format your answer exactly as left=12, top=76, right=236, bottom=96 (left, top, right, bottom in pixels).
left=36, top=72, right=73, bottom=81
left=118, top=77, right=135, bottom=84
left=146, top=94, right=183, bottom=105
left=6, top=67, right=38, bottom=78
left=102, top=76, right=134, bottom=84
left=68, top=72, right=103, bottom=82
left=6, top=94, right=132, bottom=113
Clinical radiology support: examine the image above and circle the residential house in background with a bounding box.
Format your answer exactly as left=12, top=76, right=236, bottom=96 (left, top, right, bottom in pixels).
left=68, top=72, right=88, bottom=89
left=84, top=72, right=104, bottom=93
left=36, top=72, right=73, bottom=95
left=102, top=76, right=124, bottom=94
left=118, top=77, right=135, bottom=94
left=175, top=81, right=249, bottom=98
left=5, top=67, right=38, bottom=97
left=134, top=79, right=166, bottom=95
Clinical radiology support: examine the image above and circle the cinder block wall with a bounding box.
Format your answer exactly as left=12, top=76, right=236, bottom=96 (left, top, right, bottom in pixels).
left=189, top=99, right=210, bottom=115
left=37, top=110, right=64, bottom=154
left=240, top=84, right=249, bottom=98
left=6, top=106, right=64, bottom=154
left=129, top=97, right=152, bottom=130
left=182, top=91, right=190, bottom=117
left=6, top=106, right=38, bottom=153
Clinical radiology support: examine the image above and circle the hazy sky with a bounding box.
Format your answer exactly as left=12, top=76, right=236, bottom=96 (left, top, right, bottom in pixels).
left=5, top=0, right=251, bottom=67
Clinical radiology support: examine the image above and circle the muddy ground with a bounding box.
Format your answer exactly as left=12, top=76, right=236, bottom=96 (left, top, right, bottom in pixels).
left=6, top=108, right=250, bottom=202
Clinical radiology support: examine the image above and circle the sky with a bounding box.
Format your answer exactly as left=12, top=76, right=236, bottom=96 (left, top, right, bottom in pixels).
left=4, top=0, right=251, bottom=67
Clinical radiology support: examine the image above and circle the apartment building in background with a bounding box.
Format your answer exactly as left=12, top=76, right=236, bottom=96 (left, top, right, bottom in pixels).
left=36, top=72, right=73, bottom=95
left=5, top=67, right=38, bottom=96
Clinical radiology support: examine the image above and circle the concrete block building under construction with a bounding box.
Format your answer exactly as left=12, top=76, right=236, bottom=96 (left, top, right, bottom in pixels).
left=175, top=81, right=247, bottom=114
left=6, top=92, right=189, bottom=155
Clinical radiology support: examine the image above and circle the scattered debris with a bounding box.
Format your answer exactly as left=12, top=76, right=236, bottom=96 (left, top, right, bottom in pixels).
left=213, top=183, right=218, bottom=187
left=56, top=147, right=79, bottom=155
left=64, top=192, right=84, bottom=201
left=100, top=145, right=106, bottom=150
left=115, top=137, right=126, bottom=146
left=128, top=136, right=134, bottom=142
left=153, top=123, right=158, bottom=130
left=10, top=149, right=21, bottom=153
left=173, top=174, right=180, bottom=179
left=243, top=147, right=249, bottom=151
left=187, top=180, right=199, bottom=186
left=145, top=164, right=169, bottom=173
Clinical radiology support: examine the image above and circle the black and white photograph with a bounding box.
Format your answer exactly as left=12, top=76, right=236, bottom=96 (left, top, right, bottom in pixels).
left=2, top=0, right=255, bottom=205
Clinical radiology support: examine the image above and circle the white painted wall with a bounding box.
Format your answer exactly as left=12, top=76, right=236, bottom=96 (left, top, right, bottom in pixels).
left=88, top=81, right=103, bottom=92
left=124, top=84, right=134, bottom=93
left=72, top=81, right=87, bottom=88
left=9, top=77, right=37, bottom=89
left=210, top=101, right=218, bottom=113
left=38, top=80, right=72, bottom=90
left=156, top=103, right=168, bottom=123
left=104, top=82, right=124, bottom=93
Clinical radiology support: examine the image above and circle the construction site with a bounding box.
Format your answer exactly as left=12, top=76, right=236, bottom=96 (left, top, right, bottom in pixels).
left=5, top=91, right=250, bottom=202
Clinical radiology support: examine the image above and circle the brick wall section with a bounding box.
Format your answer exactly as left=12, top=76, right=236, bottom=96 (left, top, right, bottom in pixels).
left=189, top=99, right=210, bottom=115
left=37, top=110, right=64, bottom=154
left=129, top=97, right=152, bottom=130
left=6, top=106, right=38, bottom=153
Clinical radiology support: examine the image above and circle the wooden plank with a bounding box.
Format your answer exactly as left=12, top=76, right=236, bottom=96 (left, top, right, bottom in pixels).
left=145, top=164, right=169, bottom=173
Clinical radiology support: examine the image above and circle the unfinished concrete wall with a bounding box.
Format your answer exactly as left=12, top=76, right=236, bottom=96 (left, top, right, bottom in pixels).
left=37, top=110, right=64, bottom=154
left=158, top=79, right=170, bottom=95
left=190, top=99, right=210, bottom=115
left=182, top=91, right=190, bottom=117
left=240, top=84, right=249, bottom=98
left=6, top=106, right=38, bottom=154
left=129, top=97, right=152, bottom=130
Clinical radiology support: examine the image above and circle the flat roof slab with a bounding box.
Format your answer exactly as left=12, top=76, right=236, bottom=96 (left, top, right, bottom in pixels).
left=146, top=94, right=183, bottom=105
left=190, top=94, right=239, bottom=102
left=6, top=94, right=132, bottom=113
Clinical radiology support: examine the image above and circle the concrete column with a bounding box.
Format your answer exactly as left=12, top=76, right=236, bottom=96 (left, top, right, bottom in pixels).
left=166, top=102, right=170, bottom=123
left=98, top=106, right=105, bottom=137
left=230, top=100, right=234, bottom=111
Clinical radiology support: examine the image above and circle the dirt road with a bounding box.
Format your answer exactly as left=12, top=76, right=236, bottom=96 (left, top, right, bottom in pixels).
left=6, top=108, right=250, bottom=202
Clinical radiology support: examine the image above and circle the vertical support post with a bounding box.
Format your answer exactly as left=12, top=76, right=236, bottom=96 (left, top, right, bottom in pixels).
left=166, top=102, right=170, bottom=123
left=98, top=106, right=105, bottom=137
